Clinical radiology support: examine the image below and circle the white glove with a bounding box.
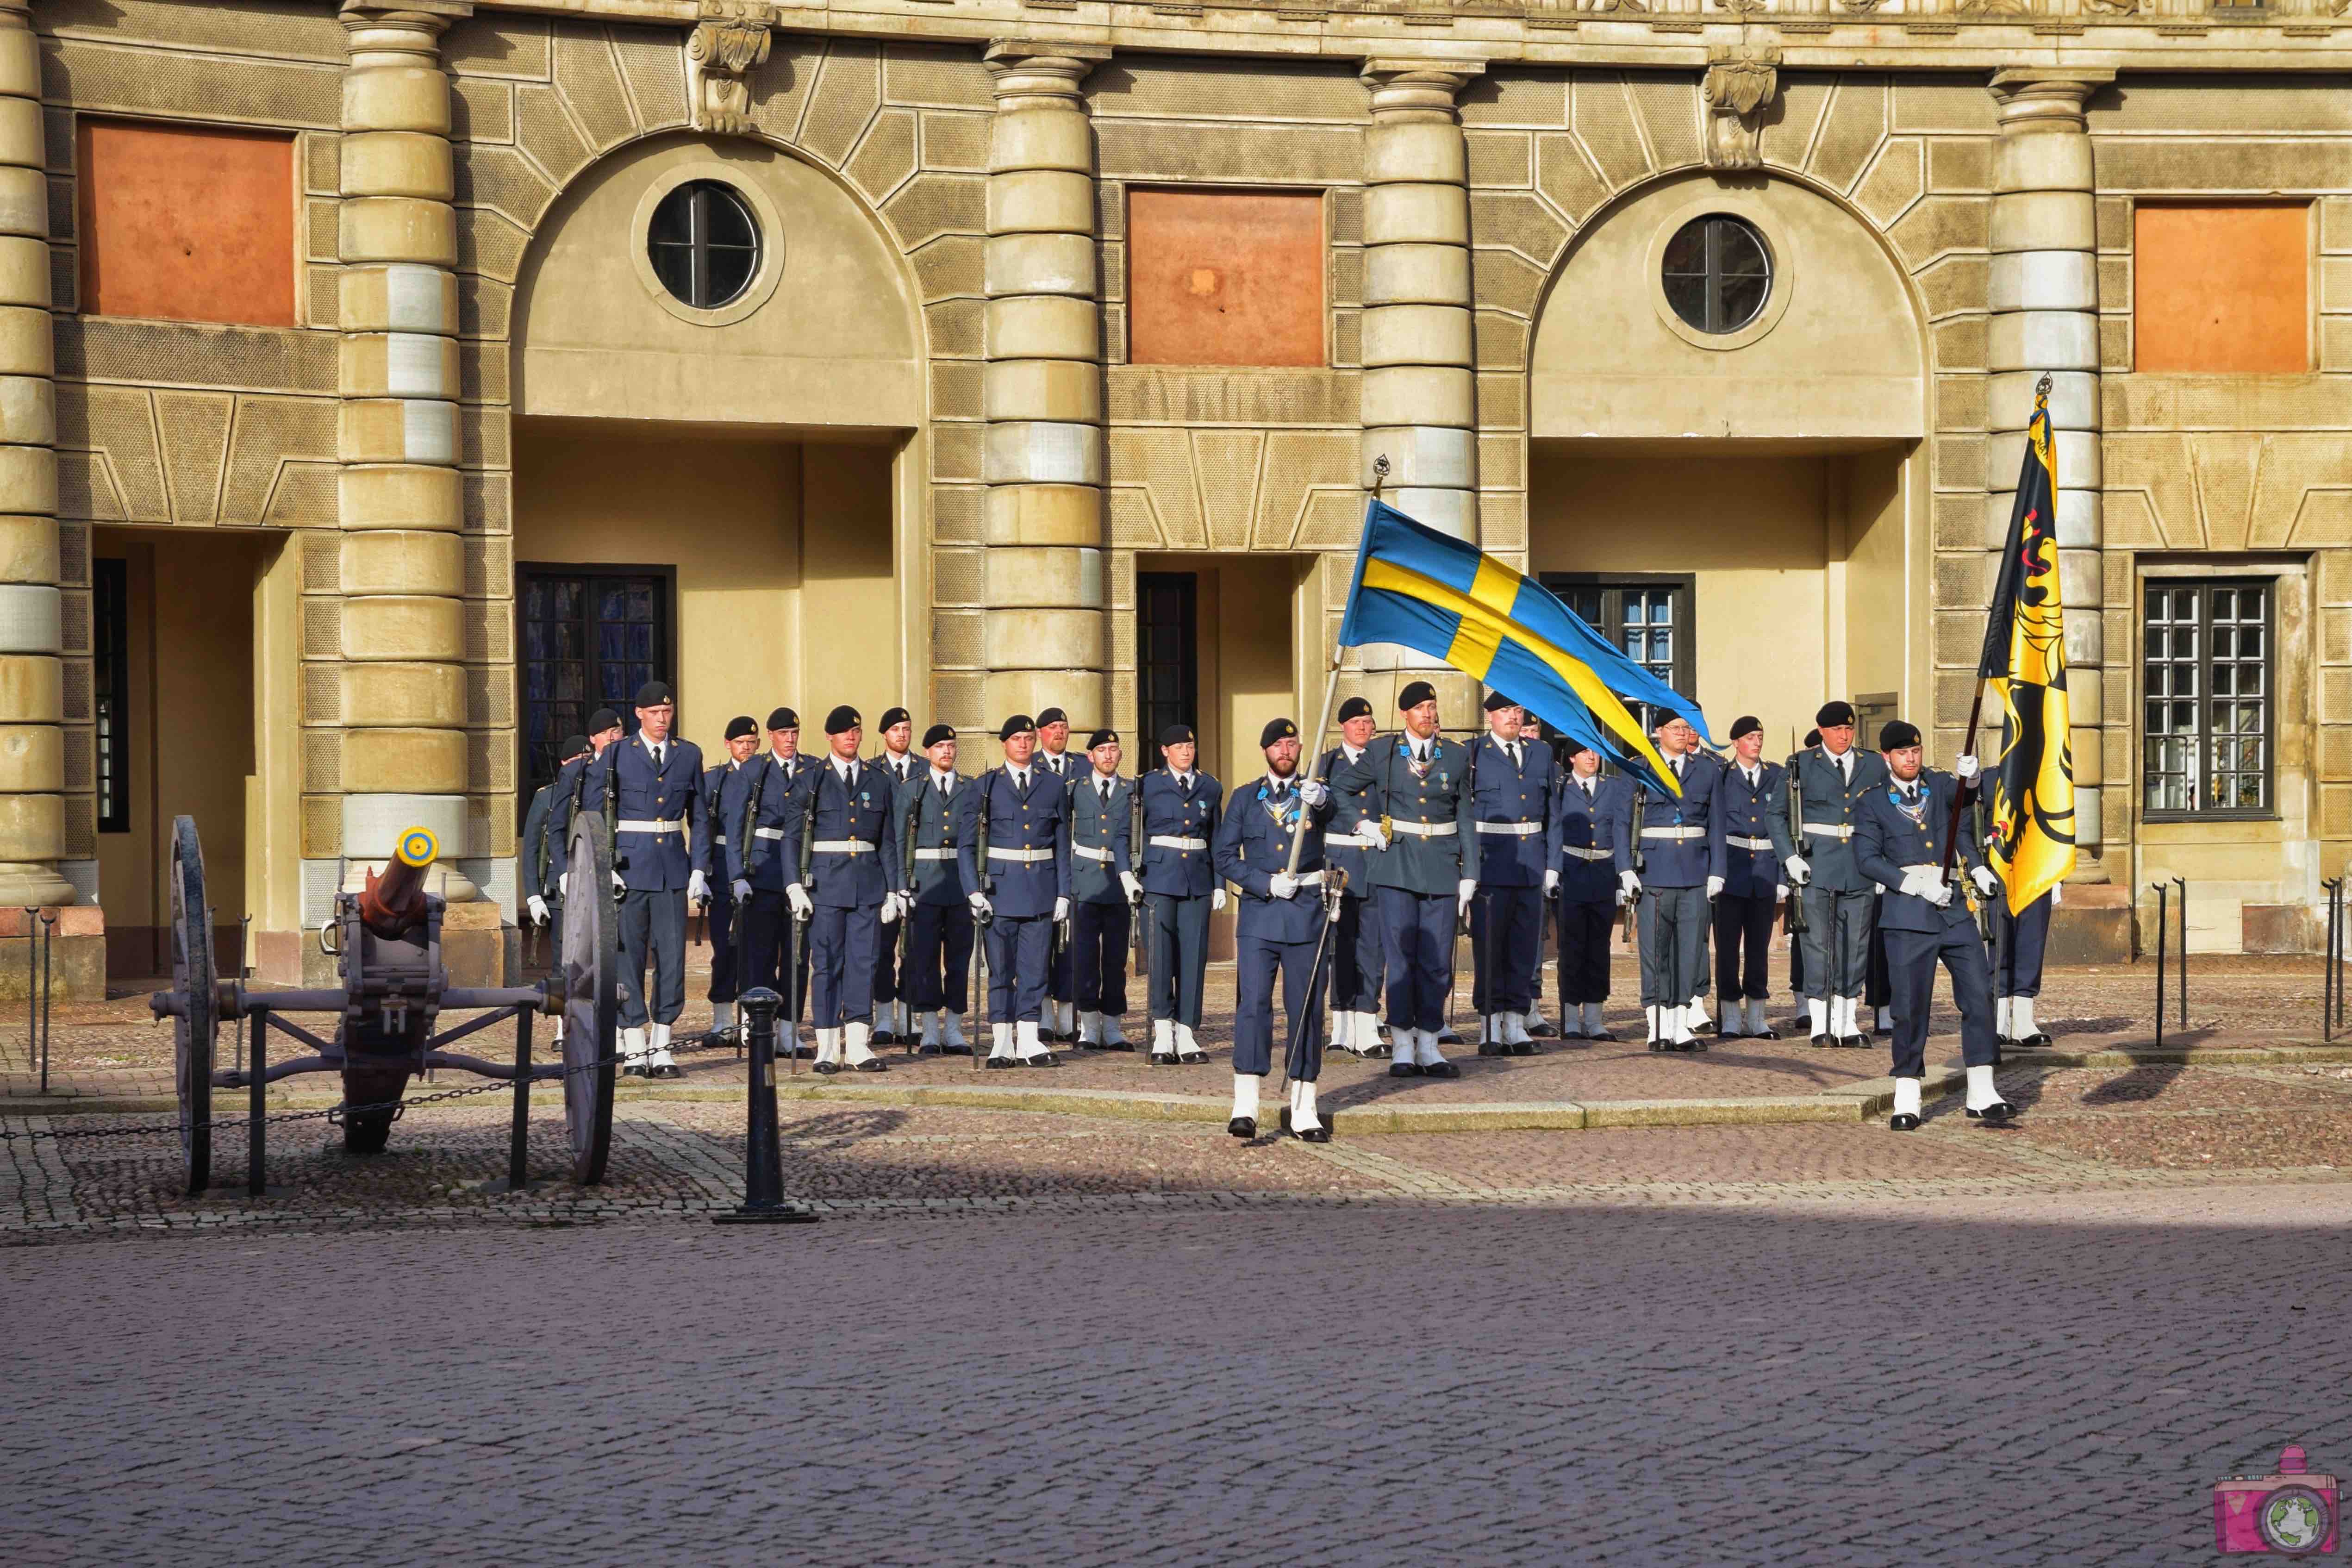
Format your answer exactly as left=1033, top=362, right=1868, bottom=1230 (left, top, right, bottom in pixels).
left=1054, top=897, right=1069, bottom=923
left=1457, top=879, right=1477, bottom=918
left=1270, top=872, right=1299, bottom=900
left=1926, top=880, right=1955, bottom=909
left=880, top=892, right=901, bottom=925
left=1211, top=887, right=1228, bottom=912
left=1774, top=883, right=1789, bottom=905
left=1298, top=779, right=1329, bottom=807
left=968, top=891, right=992, bottom=918
left=1706, top=875, right=1724, bottom=901
left=731, top=878, right=752, bottom=904
left=687, top=869, right=711, bottom=906
left=1619, top=869, right=1641, bottom=897
left=1543, top=869, right=1560, bottom=896
left=786, top=883, right=814, bottom=918
left=611, top=870, right=627, bottom=895
left=1898, top=867, right=1943, bottom=901
left=1119, top=871, right=1142, bottom=903
left=1972, top=865, right=2000, bottom=898
left=525, top=894, right=549, bottom=925
left=1614, top=887, right=1629, bottom=908
left=1956, top=754, right=1981, bottom=782
left=1784, top=854, right=1810, bottom=887
left=1361, top=821, right=1390, bottom=853
left=558, top=871, right=568, bottom=900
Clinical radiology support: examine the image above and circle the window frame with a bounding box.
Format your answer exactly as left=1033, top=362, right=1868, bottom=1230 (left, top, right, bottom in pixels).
left=645, top=179, right=762, bottom=312
left=1135, top=570, right=1201, bottom=775
left=512, top=562, right=677, bottom=823
left=1539, top=572, right=1698, bottom=735
left=94, top=557, right=130, bottom=834
left=2139, top=575, right=2277, bottom=824
left=1660, top=214, right=1773, bottom=337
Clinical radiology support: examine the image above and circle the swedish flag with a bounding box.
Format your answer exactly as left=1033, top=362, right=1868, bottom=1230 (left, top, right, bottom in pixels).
left=1338, top=500, right=1706, bottom=792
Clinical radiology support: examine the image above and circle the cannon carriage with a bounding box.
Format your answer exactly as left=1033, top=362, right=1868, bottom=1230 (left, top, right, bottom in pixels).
left=150, top=811, right=623, bottom=1197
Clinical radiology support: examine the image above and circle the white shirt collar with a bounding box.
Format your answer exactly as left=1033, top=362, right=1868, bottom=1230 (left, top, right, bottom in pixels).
left=1170, top=767, right=1192, bottom=787
left=1010, top=763, right=1030, bottom=787
left=1341, top=742, right=1364, bottom=762
left=1093, top=769, right=1117, bottom=792
left=831, top=755, right=856, bottom=781
left=930, top=766, right=955, bottom=788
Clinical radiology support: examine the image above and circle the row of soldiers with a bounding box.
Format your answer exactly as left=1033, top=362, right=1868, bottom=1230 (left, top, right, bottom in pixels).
left=517, top=681, right=2049, bottom=1132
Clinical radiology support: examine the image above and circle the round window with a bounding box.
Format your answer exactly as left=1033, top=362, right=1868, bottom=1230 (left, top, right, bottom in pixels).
left=646, top=180, right=761, bottom=310
left=1660, top=214, right=1772, bottom=336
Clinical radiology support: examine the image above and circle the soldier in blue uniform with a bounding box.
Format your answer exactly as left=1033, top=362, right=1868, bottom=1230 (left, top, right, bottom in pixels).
left=1547, top=737, right=1627, bottom=1040
left=584, top=681, right=708, bottom=1078
left=1613, top=711, right=1726, bottom=1051
left=956, top=714, right=1073, bottom=1067
left=1136, top=724, right=1224, bottom=1065
left=1786, top=701, right=1890, bottom=1048
left=1329, top=679, right=1479, bottom=1080
left=1067, top=728, right=1140, bottom=1049
left=866, top=706, right=921, bottom=1044
left=1519, top=715, right=1563, bottom=1039
left=521, top=731, right=588, bottom=989
left=692, top=715, right=760, bottom=1047
left=1318, top=696, right=1387, bottom=1058
left=1852, top=720, right=2006, bottom=1129
left=778, top=706, right=903, bottom=1074
left=729, top=707, right=817, bottom=1055
left=1032, top=706, right=1082, bottom=1041
left=546, top=708, right=624, bottom=909
left=1712, top=715, right=1793, bottom=1040
left=1975, top=787, right=2058, bottom=1049
left=1215, top=717, right=1337, bottom=1142
left=1467, top=693, right=1562, bottom=1055
left=899, top=724, right=975, bottom=1054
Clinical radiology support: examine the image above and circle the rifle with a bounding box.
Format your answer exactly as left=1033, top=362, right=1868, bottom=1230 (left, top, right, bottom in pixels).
left=792, top=767, right=819, bottom=1052
left=1784, top=743, right=1809, bottom=937
left=972, top=767, right=993, bottom=1072
left=1622, top=776, right=1648, bottom=948
left=898, top=770, right=921, bottom=1053
left=1129, top=780, right=1146, bottom=982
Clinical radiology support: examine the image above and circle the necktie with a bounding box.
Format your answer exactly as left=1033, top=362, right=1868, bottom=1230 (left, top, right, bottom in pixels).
left=1582, top=779, right=1594, bottom=801
left=651, top=743, right=664, bottom=768
left=1508, top=742, right=1521, bottom=768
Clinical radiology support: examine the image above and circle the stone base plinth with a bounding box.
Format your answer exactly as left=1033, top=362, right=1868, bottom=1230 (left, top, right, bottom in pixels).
left=2049, top=882, right=2132, bottom=965
left=0, top=905, right=106, bottom=1000
left=269, top=901, right=512, bottom=987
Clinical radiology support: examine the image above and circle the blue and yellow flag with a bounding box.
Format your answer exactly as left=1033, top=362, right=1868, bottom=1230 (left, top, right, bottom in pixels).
left=1337, top=500, right=1705, bottom=792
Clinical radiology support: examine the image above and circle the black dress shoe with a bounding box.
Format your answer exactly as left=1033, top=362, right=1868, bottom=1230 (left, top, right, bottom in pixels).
left=1024, top=1052, right=1061, bottom=1068
left=1809, top=1033, right=1831, bottom=1048
left=1753, top=1027, right=1781, bottom=1041
left=1508, top=1040, right=1536, bottom=1057
left=939, top=1043, right=973, bottom=1056
left=1279, top=1107, right=1333, bottom=1143
left=1477, top=1040, right=1504, bottom=1057
left=871, top=1030, right=898, bottom=1047
left=1437, top=1027, right=1462, bottom=1046
left=1101, top=1041, right=1136, bottom=1052
left=1838, top=1035, right=1869, bottom=1050
left=855, top=1058, right=890, bottom=1073
left=650, top=1063, right=685, bottom=1080
left=1648, top=1038, right=1667, bottom=1052
left=1528, top=1020, right=1560, bottom=1039
left=811, top=1061, right=842, bottom=1076
left=1148, top=1052, right=1176, bottom=1067
left=623, top=1064, right=651, bottom=1079
left=2017, top=1031, right=2053, bottom=1048
left=1176, top=1050, right=1207, bottom=1066
left=1387, top=1062, right=1423, bottom=1078
left=790, top=1045, right=816, bottom=1060
left=1588, top=1029, right=1617, bottom=1043
left=1686, top=1038, right=1709, bottom=1053
left=1966, top=1101, right=2015, bottom=1124
left=1422, top=1060, right=1461, bottom=1079
left=1888, top=1112, right=1921, bottom=1131
left=982, top=1056, right=1015, bottom=1070
left=1362, top=1043, right=1393, bottom=1060
left=1228, top=1115, right=1257, bottom=1139
left=915, top=1043, right=943, bottom=1057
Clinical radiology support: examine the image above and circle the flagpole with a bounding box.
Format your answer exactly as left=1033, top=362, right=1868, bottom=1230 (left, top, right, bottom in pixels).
left=1284, top=455, right=1386, bottom=881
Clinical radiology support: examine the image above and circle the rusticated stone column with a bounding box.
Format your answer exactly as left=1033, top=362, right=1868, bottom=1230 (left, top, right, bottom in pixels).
left=0, top=0, right=70, bottom=911
left=332, top=1, right=474, bottom=897
left=981, top=42, right=1109, bottom=731
left=1986, top=68, right=2110, bottom=871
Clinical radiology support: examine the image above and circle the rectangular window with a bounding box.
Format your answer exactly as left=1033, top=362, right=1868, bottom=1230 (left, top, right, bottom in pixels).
left=94, top=558, right=129, bottom=833
left=1135, top=571, right=1199, bottom=775
left=515, top=567, right=673, bottom=815
left=2142, top=579, right=2273, bottom=819
left=2132, top=203, right=2310, bottom=374
left=1543, top=574, right=1696, bottom=735
left=78, top=118, right=297, bottom=327
left=1127, top=188, right=1326, bottom=368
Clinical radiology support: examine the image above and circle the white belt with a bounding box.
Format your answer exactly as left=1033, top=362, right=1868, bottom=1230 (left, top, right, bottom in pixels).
left=712, top=835, right=726, bottom=847
left=618, top=818, right=685, bottom=835
left=1562, top=845, right=1611, bottom=862
left=1073, top=843, right=1114, bottom=862
left=811, top=839, right=873, bottom=855
left=989, top=846, right=1054, bottom=863
left=1325, top=832, right=1378, bottom=848
left=914, top=847, right=955, bottom=862
left=1149, top=835, right=1208, bottom=851
left=1803, top=823, right=1853, bottom=839
left=1390, top=820, right=1456, bottom=838
left=1727, top=835, right=1775, bottom=852
left=752, top=826, right=785, bottom=841
left=1641, top=827, right=1703, bottom=840
left=1474, top=820, right=1542, bottom=837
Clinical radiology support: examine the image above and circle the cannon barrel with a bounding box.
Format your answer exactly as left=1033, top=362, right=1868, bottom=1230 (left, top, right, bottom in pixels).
left=359, top=826, right=439, bottom=939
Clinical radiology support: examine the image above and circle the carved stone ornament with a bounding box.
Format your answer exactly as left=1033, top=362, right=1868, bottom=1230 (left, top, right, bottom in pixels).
left=687, top=0, right=777, bottom=137
left=1701, top=44, right=1779, bottom=172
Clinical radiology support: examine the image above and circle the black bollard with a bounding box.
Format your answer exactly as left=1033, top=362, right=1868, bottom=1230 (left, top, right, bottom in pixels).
left=714, top=987, right=817, bottom=1225
left=2151, top=881, right=2168, bottom=1049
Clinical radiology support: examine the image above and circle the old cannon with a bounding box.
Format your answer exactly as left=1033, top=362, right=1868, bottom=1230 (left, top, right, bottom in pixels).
left=150, top=811, right=621, bottom=1197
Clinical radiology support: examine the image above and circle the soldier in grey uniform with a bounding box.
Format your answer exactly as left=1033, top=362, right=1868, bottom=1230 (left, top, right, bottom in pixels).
left=521, top=732, right=588, bottom=993
left=899, top=724, right=974, bottom=1054
left=1852, top=720, right=2004, bottom=1128
left=1519, top=715, right=1561, bottom=1038
left=1067, top=728, right=1140, bottom=1049
left=546, top=709, right=624, bottom=912
left=1784, top=700, right=1890, bottom=1048
left=1033, top=706, right=1081, bottom=1041
left=868, top=705, right=921, bottom=1044
left=1713, top=715, right=1793, bottom=1040
left=1136, top=725, right=1224, bottom=1064
left=584, top=681, right=708, bottom=1078
left=1612, top=711, right=1726, bottom=1051
left=1317, top=695, right=1386, bottom=1058
left=779, top=706, right=905, bottom=1074
left=1466, top=692, right=1562, bottom=1054
left=730, top=707, right=816, bottom=1053
left=956, top=714, right=1074, bottom=1066
left=1547, top=737, right=1627, bottom=1040
left=691, top=716, right=760, bottom=1046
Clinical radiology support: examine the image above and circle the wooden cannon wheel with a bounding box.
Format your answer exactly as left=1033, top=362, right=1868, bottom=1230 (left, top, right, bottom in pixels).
left=168, top=815, right=218, bottom=1197
left=561, top=811, right=619, bottom=1185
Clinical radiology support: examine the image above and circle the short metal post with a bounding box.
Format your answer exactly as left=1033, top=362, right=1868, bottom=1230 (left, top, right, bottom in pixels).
left=714, top=986, right=815, bottom=1225
left=2337, top=879, right=2348, bottom=1034
left=2172, top=876, right=2189, bottom=1030
left=39, top=911, right=53, bottom=1095
left=248, top=1010, right=268, bottom=1198
left=22, top=906, right=34, bottom=1083
left=507, top=1006, right=534, bottom=1191
left=2323, top=881, right=2338, bottom=1043
left=2150, top=882, right=2168, bottom=1049
left=234, top=914, right=252, bottom=1077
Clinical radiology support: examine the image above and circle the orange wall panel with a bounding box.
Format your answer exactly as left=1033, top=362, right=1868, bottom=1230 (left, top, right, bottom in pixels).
left=2133, top=202, right=2309, bottom=374
left=1127, top=188, right=1324, bottom=368
left=79, top=119, right=297, bottom=328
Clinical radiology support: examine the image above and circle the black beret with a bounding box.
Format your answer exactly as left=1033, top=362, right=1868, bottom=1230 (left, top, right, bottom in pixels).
left=1337, top=695, right=1374, bottom=723
left=1397, top=680, right=1436, bottom=711
left=878, top=706, right=911, bottom=732
left=999, top=713, right=1036, bottom=742
left=1563, top=737, right=1598, bottom=759
left=1652, top=709, right=1682, bottom=730
left=1159, top=724, right=1195, bottom=747
left=587, top=708, right=622, bottom=733
left=724, top=714, right=758, bottom=741
left=1036, top=707, right=1068, bottom=728
left=559, top=733, right=590, bottom=760
left=1879, top=720, right=1922, bottom=752
left=922, top=723, right=956, bottom=749
left=1803, top=729, right=1821, bottom=749
left=1482, top=690, right=1518, bottom=713
left=1086, top=729, right=1118, bottom=749
left=1260, top=717, right=1299, bottom=749
left=824, top=705, right=861, bottom=735
left=633, top=680, right=674, bottom=708
left=766, top=707, right=799, bottom=731
left=1817, top=700, right=1857, bottom=728
left=1728, top=715, right=1762, bottom=742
